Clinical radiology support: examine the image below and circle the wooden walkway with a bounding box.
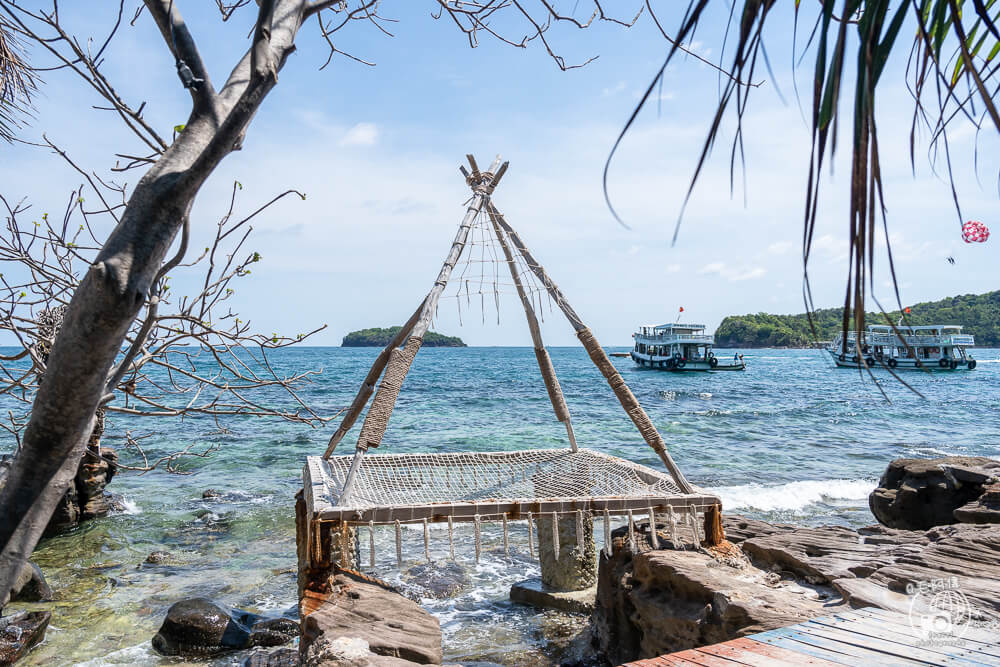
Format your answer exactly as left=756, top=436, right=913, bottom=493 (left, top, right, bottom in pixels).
left=623, top=607, right=1000, bottom=666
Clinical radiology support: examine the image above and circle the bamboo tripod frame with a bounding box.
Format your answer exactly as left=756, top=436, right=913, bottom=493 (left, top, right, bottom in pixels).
left=325, top=154, right=693, bottom=503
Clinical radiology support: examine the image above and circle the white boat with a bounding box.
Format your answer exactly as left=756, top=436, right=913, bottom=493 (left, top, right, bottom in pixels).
left=630, top=323, right=746, bottom=371
left=828, top=324, right=977, bottom=370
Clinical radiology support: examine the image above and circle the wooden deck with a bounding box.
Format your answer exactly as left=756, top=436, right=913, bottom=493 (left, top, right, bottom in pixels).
left=622, top=607, right=1000, bottom=666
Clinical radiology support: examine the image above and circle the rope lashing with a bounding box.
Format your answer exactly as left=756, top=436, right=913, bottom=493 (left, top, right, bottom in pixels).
left=369, top=520, right=375, bottom=568
left=603, top=509, right=612, bottom=557
left=576, top=510, right=585, bottom=555
left=474, top=514, right=482, bottom=563
left=551, top=512, right=560, bottom=560
left=527, top=512, right=535, bottom=559
left=647, top=503, right=659, bottom=549
left=667, top=505, right=677, bottom=544
left=394, top=519, right=403, bottom=567
left=502, top=513, right=509, bottom=556
left=627, top=509, right=635, bottom=550
left=448, top=516, right=455, bottom=560
left=423, top=518, right=431, bottom=563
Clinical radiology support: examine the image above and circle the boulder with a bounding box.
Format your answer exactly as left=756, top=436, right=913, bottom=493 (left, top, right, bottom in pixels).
left=869, top=456, right=1000, bottom=530
left=402, top=561, right=470, bottom=599
left=7, top=561, right=52, bottom=603
left=300, top=569, right=441, bottom=665
left=242, top=646, right=300, bottom=667
left=593, top=521, right=842, bottom=665
left=954, top=481, right=1000, bottom=524
left=0, top=611, right=50, bottom=665
left=152, top=598, right=297, bottom=657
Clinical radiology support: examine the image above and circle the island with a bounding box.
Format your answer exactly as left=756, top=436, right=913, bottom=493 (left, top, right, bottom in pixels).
left=341, top=326, right=467, bottom=347
left=715, top=289, right=999, bottom=348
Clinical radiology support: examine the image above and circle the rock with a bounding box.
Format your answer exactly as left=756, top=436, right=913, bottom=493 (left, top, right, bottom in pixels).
left=721, top=515, right=796, bottom=543
left=954, top=481, right=1000, bottom=524
left=402, top=561, right=470, bottom=599
left=7, top=561, right=52, bottom=603
left=510, top=577, right=596, bottom=614
left=249, top=617, right=299, bottom=647
left=0, top=611, right=50, bottom=665
left=152, top=597, right=296, bottom=657
left=593, top=522, right=842, bottom=665
left=145, top=551, right=173, bottom=565
left=242, top=646, right=300, bottom=667
left=203, top=489, right=221, bottom=499
left=869, top=456, right=1000, bottom=529
left=300, top=569, right=441, bottom=665
left=302, top=635, right=426, bottom=666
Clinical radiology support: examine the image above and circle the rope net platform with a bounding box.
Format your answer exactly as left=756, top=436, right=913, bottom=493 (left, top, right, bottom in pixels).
left=301, top=154, right=721, bottom=569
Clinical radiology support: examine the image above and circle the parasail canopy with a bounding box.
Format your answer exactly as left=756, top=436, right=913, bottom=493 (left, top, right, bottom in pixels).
left=962, top=220, right=990, bottom=243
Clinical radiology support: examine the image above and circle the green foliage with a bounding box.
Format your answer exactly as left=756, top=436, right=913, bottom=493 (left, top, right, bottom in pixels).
left=715, top=291, right=1000, bottom=347
left=342, top=326, right=466, bottom=348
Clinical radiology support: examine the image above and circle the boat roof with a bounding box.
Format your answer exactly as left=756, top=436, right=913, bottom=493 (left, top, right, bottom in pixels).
left=867, top=324, right=963, bottom=331
left=641, top=323, right=707, bottom=330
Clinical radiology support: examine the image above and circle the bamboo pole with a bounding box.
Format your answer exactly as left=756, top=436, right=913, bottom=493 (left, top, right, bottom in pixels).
left=487, top=203, right=693, bottom=494
left=322, top=299, right=425, bottom=458
left=353, top=155, right=504, bottom=454
left=487, top=207, right=577, bottom=450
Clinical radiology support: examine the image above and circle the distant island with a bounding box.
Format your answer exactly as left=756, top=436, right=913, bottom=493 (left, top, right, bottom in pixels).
left=715, top=290, right=1000, bottom=348
left=342, top=326, right=467, bottom=347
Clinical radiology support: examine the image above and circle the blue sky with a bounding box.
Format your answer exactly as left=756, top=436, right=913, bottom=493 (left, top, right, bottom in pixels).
left=2, top=2, right=997, bottom=346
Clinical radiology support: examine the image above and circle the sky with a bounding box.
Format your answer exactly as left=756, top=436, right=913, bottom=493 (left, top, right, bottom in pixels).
left=1, top=1, right=997, bottom=346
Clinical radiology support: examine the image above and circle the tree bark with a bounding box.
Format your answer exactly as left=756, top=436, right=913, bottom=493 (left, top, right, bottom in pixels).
left=0, top=0, right=311, bottom=602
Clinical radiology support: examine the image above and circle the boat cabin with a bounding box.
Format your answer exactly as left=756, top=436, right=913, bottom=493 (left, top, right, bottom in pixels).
left=830, top=324, right=976, bottom=370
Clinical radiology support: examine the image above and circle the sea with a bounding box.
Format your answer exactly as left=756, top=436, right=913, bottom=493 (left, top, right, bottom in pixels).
left=4, top=346, right=1000, bottom=665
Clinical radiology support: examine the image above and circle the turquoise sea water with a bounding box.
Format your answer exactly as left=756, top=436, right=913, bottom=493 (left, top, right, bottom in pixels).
left=5, top=346, right=1000, bottom=665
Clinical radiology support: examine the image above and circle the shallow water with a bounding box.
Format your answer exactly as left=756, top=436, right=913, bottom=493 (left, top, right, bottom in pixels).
left=4, top=346, right=1000, bottom=665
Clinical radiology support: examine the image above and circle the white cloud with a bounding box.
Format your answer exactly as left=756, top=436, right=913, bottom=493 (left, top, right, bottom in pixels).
left=698, top=261, right=766, bottom=281
left=340, top=122, right=379, bottom=147
left=602, top=81, right=626, bottom=97
left=767, top=241, right=794, bottom=254
left=666, top=264, right=681, bottom=273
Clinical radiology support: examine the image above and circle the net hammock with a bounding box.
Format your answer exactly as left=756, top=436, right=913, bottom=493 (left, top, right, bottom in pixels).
left=302, top=155, right=720, bottom=567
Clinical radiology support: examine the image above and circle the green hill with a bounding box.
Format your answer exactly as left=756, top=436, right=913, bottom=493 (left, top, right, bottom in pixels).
left=342, top=326, right=466, bottom=347
left=715, top=291, right=1000, bottom=348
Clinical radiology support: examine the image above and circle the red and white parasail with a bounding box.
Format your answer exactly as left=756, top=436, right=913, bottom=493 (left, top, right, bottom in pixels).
left=961, top=220, right=990, bottom=243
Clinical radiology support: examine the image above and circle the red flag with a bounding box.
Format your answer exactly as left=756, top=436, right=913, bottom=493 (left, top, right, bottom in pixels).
left=679, top=306, right=684, bottom=312
left=904, top=307, right=911, bottom=314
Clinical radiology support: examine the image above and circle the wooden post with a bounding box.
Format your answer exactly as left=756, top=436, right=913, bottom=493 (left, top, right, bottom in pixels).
left=488, top=203, right=693, bottom=494
left=703, top=503, right=725, bottom=547
left=323, top=299, right=425, bottom=458
left=487, top=207, right=577, bottom=450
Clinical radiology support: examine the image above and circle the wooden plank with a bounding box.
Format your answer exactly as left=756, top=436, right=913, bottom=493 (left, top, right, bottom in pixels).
left=811, top=615, right=1000, bottom=666
left=737, top=635, right=855, bottom=666
left=855, top=607, right=1000, bottom=648
left=669, top=648, right=747, bottom=666
left=727, top=637, right=847, bottom=666
left=755, top=628, right=927, bottom=667
left=696, top=641, right=800, bottom=666
left=798, top=620, right=984, bottom=665
left=843, top=609, right=1000, bottom=662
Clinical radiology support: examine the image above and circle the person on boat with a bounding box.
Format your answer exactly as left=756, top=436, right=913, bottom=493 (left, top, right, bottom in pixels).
left=733, top=352, right=739, bottom=363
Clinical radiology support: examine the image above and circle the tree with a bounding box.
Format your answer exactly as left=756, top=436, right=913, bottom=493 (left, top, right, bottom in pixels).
left=0, top=174, right=329, bottom=460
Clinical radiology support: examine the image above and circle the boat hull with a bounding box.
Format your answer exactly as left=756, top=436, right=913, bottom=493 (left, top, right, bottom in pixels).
left=630, top=351, right=745, bottom=371
left=827, top=350, right=976, bottom=370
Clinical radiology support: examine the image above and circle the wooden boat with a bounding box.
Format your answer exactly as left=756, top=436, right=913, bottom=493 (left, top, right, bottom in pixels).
left=828, top=324, right=977, bottom=370
left=630, top=323, right=745, bottom=371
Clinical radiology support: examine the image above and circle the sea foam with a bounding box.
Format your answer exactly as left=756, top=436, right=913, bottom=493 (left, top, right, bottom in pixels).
left=712, top=478, right=876, bottom=512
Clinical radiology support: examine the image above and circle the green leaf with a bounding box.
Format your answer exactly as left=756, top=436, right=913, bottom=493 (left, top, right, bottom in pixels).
left=174, top=124, right=186, bottom=133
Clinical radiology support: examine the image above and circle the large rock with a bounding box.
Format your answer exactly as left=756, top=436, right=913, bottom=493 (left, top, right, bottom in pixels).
left=596, top=515, right=1000, bottom=664
left=869, top=456, right=1000, bottom=530
left=954, top=481, right=1000, bottom=524
left=593, top=521, right=842, bottom=665
left=300, top=569, right=441, bottom=665
left=7, top=561, right=52, bottom=604
left=152, top=598, right=297, bottom=657
left=0, top=611, right=50, bottom=665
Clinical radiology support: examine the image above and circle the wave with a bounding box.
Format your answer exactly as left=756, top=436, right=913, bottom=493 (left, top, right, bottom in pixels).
left=712, top=478, right=876, bottom=512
